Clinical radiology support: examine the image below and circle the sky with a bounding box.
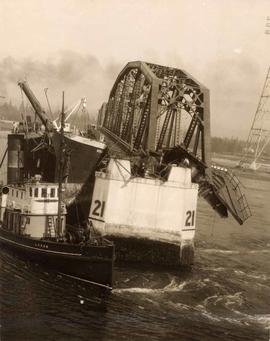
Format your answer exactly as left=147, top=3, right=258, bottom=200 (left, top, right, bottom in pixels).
left=0, top=0, right=269, bottom=138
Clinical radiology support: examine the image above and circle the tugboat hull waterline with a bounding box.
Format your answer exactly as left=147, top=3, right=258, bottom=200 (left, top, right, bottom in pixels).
left=0, top=227, right=114, bottom=288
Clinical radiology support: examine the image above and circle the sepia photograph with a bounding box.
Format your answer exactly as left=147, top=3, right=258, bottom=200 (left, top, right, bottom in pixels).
left=0, top=0, right=269, bottom=340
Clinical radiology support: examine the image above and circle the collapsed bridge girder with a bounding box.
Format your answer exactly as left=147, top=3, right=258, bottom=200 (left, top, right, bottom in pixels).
left=99, top=61, right=211, bottom=165
left=98, top=61, right=251, bottom=225
left=162, top=145, right=251, bottom=225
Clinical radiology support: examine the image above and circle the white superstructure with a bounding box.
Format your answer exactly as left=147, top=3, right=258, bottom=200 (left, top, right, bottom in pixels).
left=1, top=177, right=66, bottom=239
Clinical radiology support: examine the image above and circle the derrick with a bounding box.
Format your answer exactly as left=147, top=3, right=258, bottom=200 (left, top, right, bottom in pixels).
left=18, top=81, right=55, bottom=132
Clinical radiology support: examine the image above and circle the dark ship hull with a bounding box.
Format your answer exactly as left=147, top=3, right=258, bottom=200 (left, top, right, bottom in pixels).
left=0, top=226, right=114, bottom=288
left=52, top=131, right=106, bottom=184
left=16, top=81, right=107, bottom=185
left=7, top=131, right=106, bottom=186
left=7, top=133, right=56, bottom=184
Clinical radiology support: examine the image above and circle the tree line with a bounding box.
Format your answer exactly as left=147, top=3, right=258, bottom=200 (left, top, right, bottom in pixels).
left=211, top=136, right=246, bottom=155
left=0, top=102, right=256, bottom=156
left=0, top=102, right=21, bottom=120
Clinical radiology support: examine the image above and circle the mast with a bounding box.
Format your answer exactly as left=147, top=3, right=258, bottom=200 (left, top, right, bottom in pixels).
left=18, top=81, right=55, bottom=132
left=57, top=91, right=65, bottom=237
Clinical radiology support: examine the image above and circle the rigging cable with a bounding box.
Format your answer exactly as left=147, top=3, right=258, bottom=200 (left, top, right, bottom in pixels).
left=44, top=88, right=54, bottom=121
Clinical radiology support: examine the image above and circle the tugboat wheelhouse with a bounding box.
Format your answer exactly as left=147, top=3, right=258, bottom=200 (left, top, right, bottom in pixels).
left=3, top=179, right=65, bottom=239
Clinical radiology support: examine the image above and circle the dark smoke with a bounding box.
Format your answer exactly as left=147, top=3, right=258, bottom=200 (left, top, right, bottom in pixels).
left=0, top=51, right=122, bottom=116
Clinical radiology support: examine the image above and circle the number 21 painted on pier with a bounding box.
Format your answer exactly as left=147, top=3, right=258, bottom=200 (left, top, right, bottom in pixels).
left=185, top=210, right=195, bottom=226
left=92, top=200, right=105, bottom=217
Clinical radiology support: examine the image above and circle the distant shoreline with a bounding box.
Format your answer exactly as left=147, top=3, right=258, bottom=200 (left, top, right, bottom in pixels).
left=0, top=130, right=268, bottom=182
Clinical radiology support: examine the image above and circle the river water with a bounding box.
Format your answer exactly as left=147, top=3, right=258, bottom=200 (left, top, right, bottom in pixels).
left=0, top=134, right=270, bottom=340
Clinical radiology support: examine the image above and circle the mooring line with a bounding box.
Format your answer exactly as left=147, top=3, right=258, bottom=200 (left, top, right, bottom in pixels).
left=58, top=272, right=112, bottom=290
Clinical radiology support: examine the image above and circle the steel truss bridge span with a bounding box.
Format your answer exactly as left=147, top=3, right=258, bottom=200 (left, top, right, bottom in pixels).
left=99, top=61, right=211, bottom=166
left=98, top=61, right=251, bottom=225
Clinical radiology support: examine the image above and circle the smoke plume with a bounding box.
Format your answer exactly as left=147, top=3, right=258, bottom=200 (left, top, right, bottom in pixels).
left=0, top=51, right=122, bottom=117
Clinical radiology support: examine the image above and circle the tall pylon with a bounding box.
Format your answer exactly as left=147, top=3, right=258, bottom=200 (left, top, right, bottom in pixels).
left=240, top=66, right=270, bottom=170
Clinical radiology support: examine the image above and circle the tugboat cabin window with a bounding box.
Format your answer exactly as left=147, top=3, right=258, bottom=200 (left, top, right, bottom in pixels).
left=34, top=188, right=39, bottom=197
left=41, top=188, right=47, bottom=198
left=21, top=192, right=23, bottom=199
left=29, top=187, right=32, bottom=197
left=50, top=188, right=55, bottom=198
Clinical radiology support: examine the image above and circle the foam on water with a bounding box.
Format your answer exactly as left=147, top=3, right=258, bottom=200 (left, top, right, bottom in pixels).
left=229, top=311, right=270, bottom=330
left=249, top=249, right=270, bottom=254
left=203, top=267, right=226, bottom=272
left=113, top=278, right=188, bottom=295
left=201, top=249, right=240, bottom=254
left=234, top=269, right=270, bottom=281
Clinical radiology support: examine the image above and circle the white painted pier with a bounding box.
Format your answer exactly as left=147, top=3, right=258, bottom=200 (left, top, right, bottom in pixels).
left=89, top=159, right=199, bottom=266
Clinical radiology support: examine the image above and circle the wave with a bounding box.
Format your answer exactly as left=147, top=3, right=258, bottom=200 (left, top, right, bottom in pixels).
left=252, top=314, right=270, bottom=329
left=234, top=270, right=269, bottom=281
left=201, top=248, right=270, bottom=255
left=193, top=303, right=270, bottom=330
left=201, top=249, right=240, bottom=254
left=203, top=292, right=244, bottom=308
left=113, top=278, right=187, bottom=295
left=230, top=311, right=270, bottom=330
left=249, top=249, right=270, bottom=254
left=203, top=267, right=226, bottom=272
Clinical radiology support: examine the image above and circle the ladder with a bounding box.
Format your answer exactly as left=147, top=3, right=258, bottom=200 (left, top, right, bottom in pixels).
left=46, top=216, right=56, bottom=238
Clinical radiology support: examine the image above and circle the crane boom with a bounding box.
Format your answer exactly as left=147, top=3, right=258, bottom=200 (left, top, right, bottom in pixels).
left=18, top=81, right=55, bottom=132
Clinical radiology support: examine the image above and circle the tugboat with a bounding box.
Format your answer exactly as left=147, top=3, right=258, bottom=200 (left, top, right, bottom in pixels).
left=0, top=178, right=114, bottom=288
left=0, top=94, right=114, bottom=289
